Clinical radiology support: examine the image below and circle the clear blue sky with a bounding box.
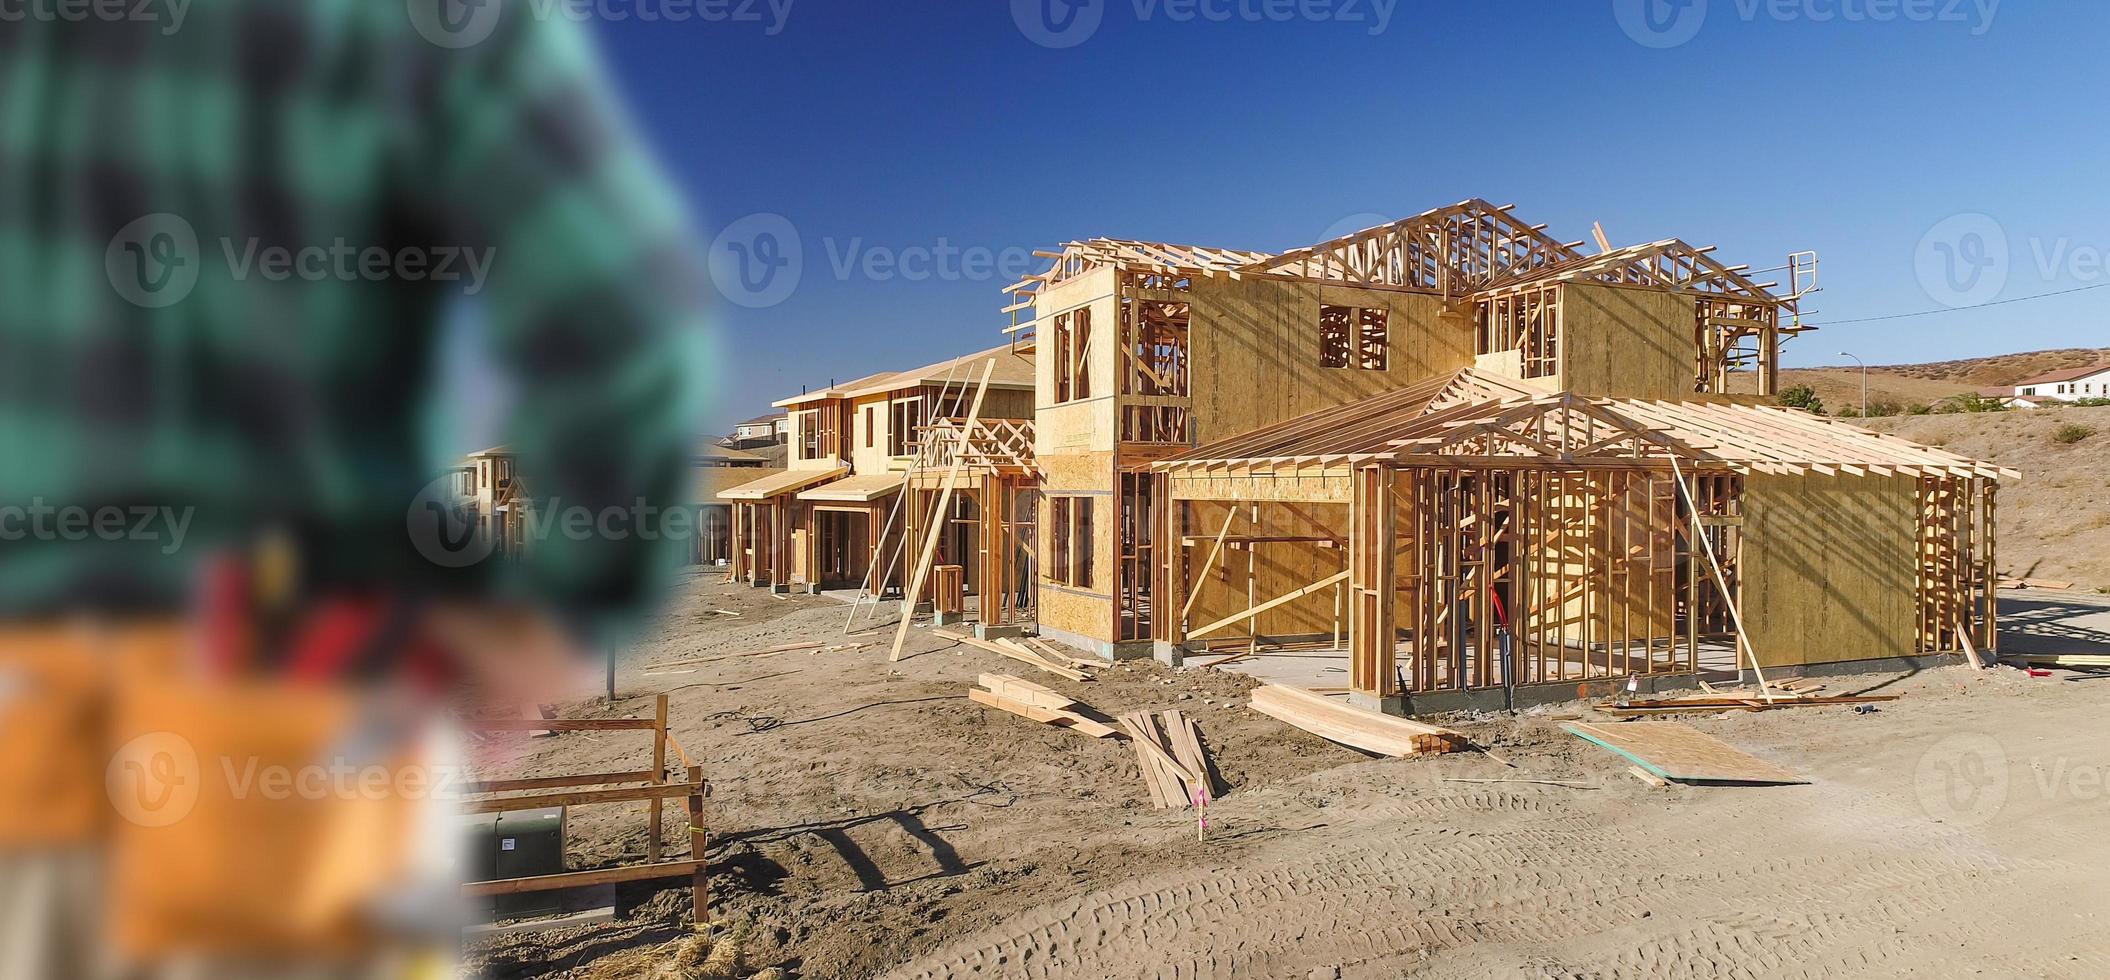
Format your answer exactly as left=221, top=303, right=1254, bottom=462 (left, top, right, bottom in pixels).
left=584, top=1, right=2110, bottom=430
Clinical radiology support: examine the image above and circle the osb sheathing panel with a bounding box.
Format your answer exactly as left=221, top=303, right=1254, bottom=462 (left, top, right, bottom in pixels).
left=1187, top=279, right=1473, bottom=445
left=1559, top=283, right=1697, bottom=401
left=1038, top=452, right=1114, bottom=493
left=1038, top=587, right=1111, bottom=642
left=1741, top=472, right=1917, bottom=667
left=847, top=393, right=896, bottom=475
left=1169, top=473, right=1352, bottom=503
left=1176, top=501, right=1350, bottom=641
left=1035, top=267, right=1119, bottom=457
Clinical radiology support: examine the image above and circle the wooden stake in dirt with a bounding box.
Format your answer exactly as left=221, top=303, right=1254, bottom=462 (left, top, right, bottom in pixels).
left=889, top=359, right=997, bottom=663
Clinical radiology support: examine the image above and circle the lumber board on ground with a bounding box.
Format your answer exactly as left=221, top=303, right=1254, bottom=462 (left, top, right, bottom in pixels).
left=1022, top=637, right=1100, bottom=671
left=976, top=673, right=1077, bottom=711
left=1119, top=710, right=1214, bottom=809
left=1164, top=710, right=1214, bottom=801
left=1562, top=722, right=1805, bottom=785
left=2002, top=653, right=2110, bottom=669
left=967, top=688, right=1118, bottom=738
left=1122, top=714, right=1181, bottom=807
left=1603, top=693, right=1900, bottom=715
left=1247, top=685, right=1465, bottom=757
left=939, top=629, right=1089, bottom=680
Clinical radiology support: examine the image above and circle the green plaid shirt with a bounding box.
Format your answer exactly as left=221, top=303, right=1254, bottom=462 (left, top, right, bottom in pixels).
left=0, top=2, right=711, bottom=642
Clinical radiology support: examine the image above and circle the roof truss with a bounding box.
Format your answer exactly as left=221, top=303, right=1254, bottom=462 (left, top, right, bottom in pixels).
left=1238, top=199, right=1588, bottom=296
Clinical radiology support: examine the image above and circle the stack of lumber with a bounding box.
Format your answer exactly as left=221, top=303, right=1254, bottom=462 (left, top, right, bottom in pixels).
left=1563, top=721, right=1806, bottom=785
left=966, top=674, right=1117, bottom=738
left=1119, top=710, right=1215, bottom=809
left=1998, top=576, right=2074, bottom=590
left=2002, top=653, right=2110, bottom=670
left=1604, top=685, right=1900, bottom=716
left=935, top=629, right=1099, bottom=682
left=1247, top=685, right=1465, bottom=757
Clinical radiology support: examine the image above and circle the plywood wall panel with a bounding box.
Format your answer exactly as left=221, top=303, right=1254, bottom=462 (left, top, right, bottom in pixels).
left=1560, top=283, right=1697, bottom=400
left=1741, top=472, right=1917, bottom=667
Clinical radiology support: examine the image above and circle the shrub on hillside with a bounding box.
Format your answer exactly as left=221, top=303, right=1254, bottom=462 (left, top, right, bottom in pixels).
left=1935, top=393, right=2010, bottom=414
left=1777, top=384, right=1824, bottom=415
left=2052, top=423, right=2096, bottom=445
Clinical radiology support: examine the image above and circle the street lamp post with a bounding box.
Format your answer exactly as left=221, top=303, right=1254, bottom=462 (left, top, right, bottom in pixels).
left=1839, top=352, right=1867, bottom=418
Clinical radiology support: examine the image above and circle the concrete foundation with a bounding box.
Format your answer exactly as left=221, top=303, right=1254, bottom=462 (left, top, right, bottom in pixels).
left=1033, top=624, right=1156, bottom=662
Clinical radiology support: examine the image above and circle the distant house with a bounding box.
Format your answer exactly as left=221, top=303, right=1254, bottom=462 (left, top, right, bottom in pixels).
left=730, top=411, right=790, bottom=447
left=2012, top=364, right=2110, bottom=402
left=1975, top=386, right=2044, bottom=409
left=450, top=441, right=776, bottom=565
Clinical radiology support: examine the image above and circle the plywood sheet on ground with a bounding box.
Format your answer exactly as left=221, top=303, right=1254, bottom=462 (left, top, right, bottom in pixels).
left=1562, top=721, right=1805, bottom=784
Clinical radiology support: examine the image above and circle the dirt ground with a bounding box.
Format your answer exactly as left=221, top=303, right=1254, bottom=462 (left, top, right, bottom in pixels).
left=462, top=574, right=2110, bottom=979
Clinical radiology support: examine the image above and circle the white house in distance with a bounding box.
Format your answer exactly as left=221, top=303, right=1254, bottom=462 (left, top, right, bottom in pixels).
left=730, top=411, right=791, bottom=446
left=2011, top=363, right=2110, bottom=402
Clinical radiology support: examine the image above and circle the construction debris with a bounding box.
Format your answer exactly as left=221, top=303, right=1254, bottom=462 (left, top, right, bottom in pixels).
left=643, top=641, right=836, bottom=672
left=935, top=629, right=1092, bottom=681
left=2002, top=653, right=2110, bottom=670
left=967, top=674, right=1118, bottom=738
left=1247, top=685, right=1465, bottom=758
left=1999, top=577, right=2075, bottom=590
left=1119, top=710, right=1216, bottom=810
left=1602, top=690, right=1901, bottom=716
left=1563, top=721, right=1806, bottom=785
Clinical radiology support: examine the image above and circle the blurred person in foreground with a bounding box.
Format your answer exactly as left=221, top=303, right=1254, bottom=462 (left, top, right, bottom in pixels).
left=0, top=1, right=709, bottom=976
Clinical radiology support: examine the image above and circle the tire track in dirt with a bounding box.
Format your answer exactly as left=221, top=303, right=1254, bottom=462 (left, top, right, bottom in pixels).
left=883, top=787, right=2067, bottom=980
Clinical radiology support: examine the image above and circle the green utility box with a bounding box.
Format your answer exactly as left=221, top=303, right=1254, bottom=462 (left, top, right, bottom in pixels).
left=462, top=807, right=568, bottom=920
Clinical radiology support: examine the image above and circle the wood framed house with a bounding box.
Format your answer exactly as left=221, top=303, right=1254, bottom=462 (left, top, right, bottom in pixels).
left=994, top=199, right=2007, bottom=710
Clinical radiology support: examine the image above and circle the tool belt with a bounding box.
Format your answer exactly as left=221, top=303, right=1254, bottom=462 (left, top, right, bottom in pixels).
left=0, top=579, right=447, bottom=960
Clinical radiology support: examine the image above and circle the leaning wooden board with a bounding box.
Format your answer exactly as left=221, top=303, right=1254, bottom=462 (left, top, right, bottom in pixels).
left=1562, top=722, right=1806, bottom=785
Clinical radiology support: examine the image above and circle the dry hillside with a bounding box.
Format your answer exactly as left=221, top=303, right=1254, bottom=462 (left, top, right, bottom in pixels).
left=1779, top=346, right=2110, bottom=413
left=1860, top=403, right=2110, bottom=591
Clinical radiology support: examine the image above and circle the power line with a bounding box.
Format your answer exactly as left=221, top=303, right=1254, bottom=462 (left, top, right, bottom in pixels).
left=1804, top=280, right=2110, bottom=326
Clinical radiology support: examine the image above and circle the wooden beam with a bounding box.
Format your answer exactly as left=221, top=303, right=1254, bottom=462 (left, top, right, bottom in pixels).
left=461, top=781, right=704, bottom=814
left=1177, top=505, right=1241, bottom=622
left=890, top=360, right=997, bottom=662
left=1188, top=569, right=1352, bottom=641
left=462, top=860, right=705, bottom=897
